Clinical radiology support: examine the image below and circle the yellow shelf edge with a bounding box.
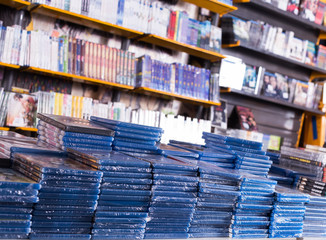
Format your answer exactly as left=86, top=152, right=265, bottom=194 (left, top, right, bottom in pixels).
left=15, top=127, right=38, bottom=132
left=138, top=34, right=225, bottom=62
left=25, top=67, right=134, bottom=90
left=222, top=40, right=241, bottom=48
left=0, top=62, right=21, bottom=69
left=31, top=4, right=143, bottom=38
left=0, top=127, right=9, bottom=131
left=137, top=87, right=221, bottom=106
left=182, top=0, right=237, bottom=15
left=0, top=0, right=30, bottom=8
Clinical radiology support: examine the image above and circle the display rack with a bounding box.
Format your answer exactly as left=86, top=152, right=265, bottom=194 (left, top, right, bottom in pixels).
left=234, top=0, right=326, bottom=33
left=220, top=88, right=325, bottom=115
left=182, top=0, right=237, bottom=15
left=135, top=87, right=221, bottom=107
left=0, top=62, right=20, bottom=69
left=29, top=4, right=143, bottom=39
left=136, top=34, right=225, bottom=62
left=23, top=66, right=135, bottom=90
left=223, top=41, right=326, bottom=75
left=0, top=0, right=30, bottom=9
left=14, top=127, right=38, bottom=132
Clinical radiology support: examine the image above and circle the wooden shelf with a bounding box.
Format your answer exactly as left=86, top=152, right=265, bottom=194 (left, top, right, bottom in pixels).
left=24, top=67, right=135, bottom=90
left=29, top=4, right=143, bottom=39
left=137, top=34, right=225, bottom=62
left=222, top=42, right=326, bottom=76
left=221, top=88, right=325, bottom=115
left=0, top=127, right=9, bottom=131
left=182, top=0, right=237, bottom=15
left=15, top=127, right=38, bottom=132
left=234, top=0, right=326, bottom=33
left=0, top=0, right=30, bottom=9
left=0, top=62, right=21, bottom=69
left=135, top=87, right=221, bottom=106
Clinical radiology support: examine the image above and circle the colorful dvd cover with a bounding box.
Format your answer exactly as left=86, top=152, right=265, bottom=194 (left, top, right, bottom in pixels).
left=38, top=114, right=115, bottom=136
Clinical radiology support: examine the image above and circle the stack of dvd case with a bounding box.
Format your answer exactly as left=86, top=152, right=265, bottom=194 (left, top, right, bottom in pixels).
left=0, top=168, right=40, bottom=240
left=132, top=154, right=199, bottom=239
left=11, top=150, right=103, bottom=240
left=269, top=186, right=309, bottom=238
left=90, top=117, right=163, bottom=155
left=302, top=196, right=326, bottom=237
left=202, top=132, right=272, bottom=177
left=296, top=176, right=326, bottom=196
left=279, top=146, right=326, bottom=181
left=169, top=140, right=236, bottom=169
left=67, top=149, right=153, bottom=240
left=189, top=162, right=241, bottom=238
left=158, top=144, right=199, bottom=160
left=37, top=114, right=114, bottom=152
left=230, top=174, right=277, bottom=239
left=267, top=151, right=281, bottom=165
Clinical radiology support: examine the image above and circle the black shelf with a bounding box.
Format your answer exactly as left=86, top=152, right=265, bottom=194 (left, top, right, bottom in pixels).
left=235, top=0, right=326, bottom=33
left=221, top=88, right=325, bottom=115
left=223, top=42, right=326, bottom=78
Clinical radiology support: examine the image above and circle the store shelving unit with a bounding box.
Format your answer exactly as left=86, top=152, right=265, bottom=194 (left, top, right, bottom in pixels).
left=220, top=88, right=325, bottom=115
left=23, top=66, right=135, bottom=90
left=135, top=87, right=220, bottom=107
left=182, top=0, right=237, bottom=15
left=0, top=0, right=30, bottom=9
left=223, top=41, right=326, bottom=76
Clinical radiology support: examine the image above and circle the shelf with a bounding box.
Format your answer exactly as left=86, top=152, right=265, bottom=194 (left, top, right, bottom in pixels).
left=0, top=0, right=30, bottom=9
left=235, top=0, right=326, bottom=33
left=0, top=62, right=21, bottom=69
left=24, top=67, right=135, bottom=90
left=222, top=40, right=240, bottom=48
left=182, top=0, right=237, bottom=15
left=137, top=34, right=225, bottom=62
left=0, top=127, right=9, bottom=131
left=222, top=42, right=326, bottom=76
left=15, top=127, right=38, bottom=132
left=29, top=4, right=143, bottom=39
left=221, top=88, right=325, bottom=115
left=135, top=87, right=220, bottom=106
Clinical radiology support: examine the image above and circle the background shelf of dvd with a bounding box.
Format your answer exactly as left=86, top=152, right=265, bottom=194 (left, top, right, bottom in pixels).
left=1, top=113, right=326, bottom=239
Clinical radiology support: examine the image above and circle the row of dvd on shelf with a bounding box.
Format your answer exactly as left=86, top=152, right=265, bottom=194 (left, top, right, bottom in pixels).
left=0, top=89, right=212, bottom=145
left=0, top=113, right=326, bottom=239
left=27, top=0, right=223, bottom=53
left=219, top=55, right=324, bottom=109
left=221, top=15, right=326, bottom=69
left=0, top=22, right=218, bottom=102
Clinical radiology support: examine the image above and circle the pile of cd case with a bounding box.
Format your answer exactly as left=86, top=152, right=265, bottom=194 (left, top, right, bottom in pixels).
left=0, top=167, right=40, bottom=240
left=269, top=186, right=310, bottom=238
left=11, top=149, right=102, bottom=240
left=129, top=154, right=198, bottom=240
left=37, top=114, right=114, bottom=152
left=90, top=117, right=162, bottom=155
left=68, top=149, right=152, bottom=240
left=190, top=162, right=241, bottom=239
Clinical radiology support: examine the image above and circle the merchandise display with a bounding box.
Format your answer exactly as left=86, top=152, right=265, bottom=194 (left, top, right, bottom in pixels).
left=37, top=114, right=114, bottom=151
left=202, top=132, right=272, bottom=176
left=0, top=168, right=40, bottom=239
left=11, top=150, right=102, bottom=239
left=269, top=186, right=309, bottom=238
left=302, top=196, right=326, bottom=237
left=132, top=154, right=199, bottom=239
left=90, top=116, right=162, bottom=154
left=68, top=149, right=152, bottom=240
left=190, top=162, right=241, bottom=238
left=231, top=173, right=277, bottom=239
left=1, top=0, right=326, bottom=236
